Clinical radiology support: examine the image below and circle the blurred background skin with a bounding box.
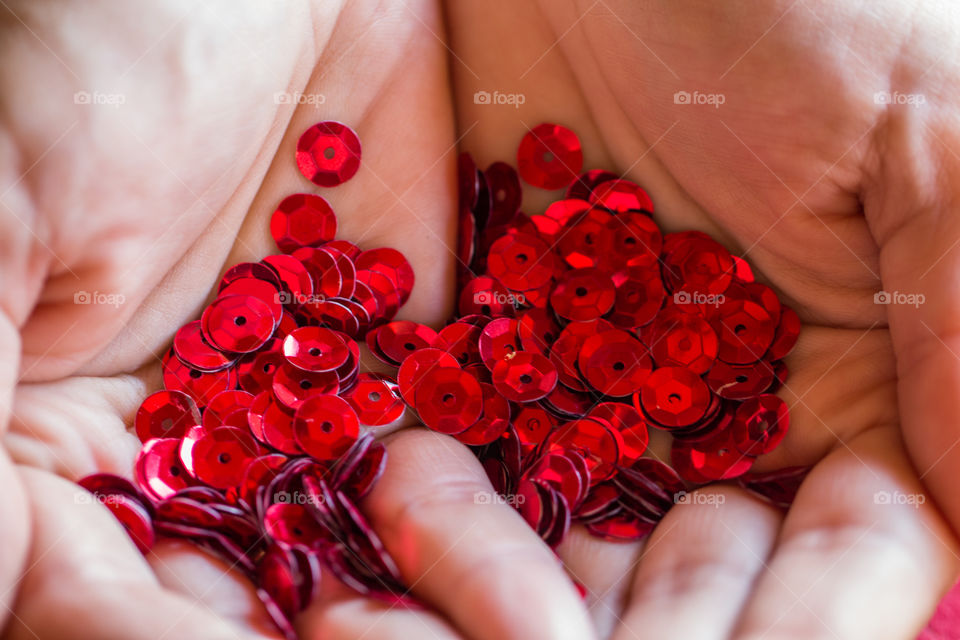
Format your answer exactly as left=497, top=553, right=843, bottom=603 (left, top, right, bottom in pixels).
left=2, top=1, right=960, bottom=639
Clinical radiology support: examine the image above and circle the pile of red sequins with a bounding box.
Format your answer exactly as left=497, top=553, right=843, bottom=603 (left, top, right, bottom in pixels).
left=79, top=120, right=803, bottom=639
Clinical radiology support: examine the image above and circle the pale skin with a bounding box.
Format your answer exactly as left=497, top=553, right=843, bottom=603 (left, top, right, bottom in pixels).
left=1, top=1, right=959, bottom=639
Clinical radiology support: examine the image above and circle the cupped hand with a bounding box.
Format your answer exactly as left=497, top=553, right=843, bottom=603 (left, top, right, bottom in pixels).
left=0, top=2, right=592, bottom=639
left=2, top=1, right=960, bottom=640
left=445, top=1, right=960, bottom=638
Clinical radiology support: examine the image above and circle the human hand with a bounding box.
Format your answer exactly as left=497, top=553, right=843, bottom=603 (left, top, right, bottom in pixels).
left=0, top=2, right=592, bottom=639
left=444, top=1, right=960, bottom=638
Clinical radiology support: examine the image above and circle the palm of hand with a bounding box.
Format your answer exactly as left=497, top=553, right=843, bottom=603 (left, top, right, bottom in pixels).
left=2, top=1, right=959, bottom=640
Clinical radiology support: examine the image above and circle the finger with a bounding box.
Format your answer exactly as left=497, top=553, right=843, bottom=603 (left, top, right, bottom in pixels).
left=363, top=428, right=596, bottom=640
left=864, top=114, right=960, bottom=529
left=298, top=578, right=463, bottom=640
left=555, top=527, right=640, bottom=638
left=147, top=539, right=280, bottom=635
left=6, top=467, right=273, bottom=640
left=733, top=427, right=959, bottom=640
left=608, top=487, right=781, bottom=640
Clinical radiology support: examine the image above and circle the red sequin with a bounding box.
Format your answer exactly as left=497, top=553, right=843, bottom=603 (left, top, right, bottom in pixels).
left=413, top=367, right=483, bottom=435
left=296, top=121, right=361, bottom=187
left=516, top=123, right=583, bottom=190
left=270, top=194, right=337, bottom=253
left=293, top=395, right=360, bottom=461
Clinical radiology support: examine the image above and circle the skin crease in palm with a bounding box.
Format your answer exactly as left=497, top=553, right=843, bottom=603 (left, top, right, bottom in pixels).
left=2, top=0, right=960, bottom=639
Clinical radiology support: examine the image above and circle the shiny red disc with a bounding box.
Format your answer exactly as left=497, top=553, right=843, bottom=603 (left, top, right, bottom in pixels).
left=189, top=426, right=260, bottom=490
left=413, top=367, right=483, bottom=435
left=270, top=194, right=337, bottom=253
left=516, top=123, right=583, bottom=190
left=201, top=294, right=276, bottom=354
left=491, top=351, right=558, bottom=402
left=478, top=317, right=520, bottom=369
left=283, top=326, right=349, bottom=372
left=731, top=394, right=789, bottom=456
left=344, top=373, right=405, bottom=426
left=135, top=389, right=201, bottom=442
left=550, top=268, right=616, bottom=322
left=293, top=394, right=360, bottom=461
left=636, top=366, right=712, bottom=428
left=578, top=329, right=652, bottom=397
left=296, top=121, right=361, bottom=187
left=173, top=320, right=234, bottom=372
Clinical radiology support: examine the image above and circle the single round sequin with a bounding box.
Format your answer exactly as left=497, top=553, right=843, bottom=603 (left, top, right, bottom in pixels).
left=491, top=351, right=558, bottom=402
left=201, top=294, right=276, bottom=354
left=517, top=123, right=583, bottom=190
left=270, top=194, right=337, bottom=253
left=731, top=394, right=789, bottom=455
left=413, top=367, right=483, bottom=435
left=136, top=437, right=193, bottom=500
left=344, top=373, right=405, bottom=426
left=636, top=366, right=712, bottom=429
left=478, top=317, right=520, bottom=369
left=648, top=310, right=719, bottom=374
left=578, top=329, right=652, bottom=397
left=294, top=395, right=360, bottom=461
left=296, top=121, right=361, bottom=187
left=712, top=299, right=776, bottom=364
left=550, top=268, right=616, bottom=322
left=173, top=321, right=234, bottom=372
left=135, top=390, right=201, bottom=442
left=189, top=426, right=260, bottom=490
left=283, top=326, right=349, bottom=372
left=486, top=233, right=554, bottom=291
left=374, top=321, right=438, bottom=364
